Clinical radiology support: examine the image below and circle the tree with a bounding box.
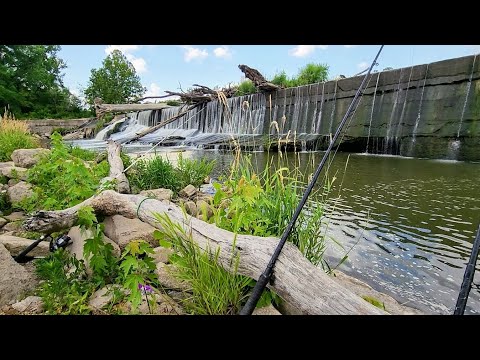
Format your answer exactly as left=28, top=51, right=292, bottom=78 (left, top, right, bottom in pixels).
left=84, top=50, right=145, bottom=108
left=0, top=45, right=88, bottom=118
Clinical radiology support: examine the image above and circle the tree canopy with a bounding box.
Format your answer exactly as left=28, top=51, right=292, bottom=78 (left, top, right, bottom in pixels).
left=84, top=50, right=145, bottom=108
left=0, top=45, right=89, bottom=119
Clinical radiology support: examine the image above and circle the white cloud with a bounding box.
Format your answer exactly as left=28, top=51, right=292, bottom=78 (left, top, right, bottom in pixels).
left=466, top=45, right=480, bottom=52
left=180, top=45, right=208, bottom=62
left=289, top=45, right=328, bottom=57
left=344, top=45, right=359, bottom=48
left=104, top=45, right=147, bottom=73
left=105, top=45, right=140, bottom=54
left=357, top=61, right=368, bottom=70
left=213, top=45, right=232, bottom=59
left=144, top=83, right=162, bottom=98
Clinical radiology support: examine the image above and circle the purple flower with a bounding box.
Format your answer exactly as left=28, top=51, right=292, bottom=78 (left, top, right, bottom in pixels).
left=138, top=283, right=153, bottom=294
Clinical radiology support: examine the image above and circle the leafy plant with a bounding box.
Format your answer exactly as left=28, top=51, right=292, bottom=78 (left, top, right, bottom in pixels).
left=235, top=80, right=257, bottom=96
left=177, top=153, right=215, bottom=188
left=295, top=63, right=329, bottom=86
left=166, top=100, right=181, bottom=106
left=0, top=110, right=39, bottom=161
left=68, top=145, right=97, bottom=161
left=0, top=189, right=10, bottom=212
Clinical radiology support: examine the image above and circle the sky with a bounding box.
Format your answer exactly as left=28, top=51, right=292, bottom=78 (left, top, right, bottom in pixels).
left=58, top=45, right=480, bottom=103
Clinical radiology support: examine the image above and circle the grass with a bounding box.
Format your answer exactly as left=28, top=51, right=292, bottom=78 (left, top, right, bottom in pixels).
left=177, top=153, right=215, bottom=188
left=0, top=109, right=40, bottom=161
left=235, top=80, right=257, bottom=96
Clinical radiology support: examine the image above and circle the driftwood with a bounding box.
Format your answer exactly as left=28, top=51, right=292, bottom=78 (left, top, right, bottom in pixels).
left=103, top=141, right=130, bottom=193
left=238, top=64, right=280, bottom=92
left=165, top=84, right=237, bottom=105
left=94, top=98, right=171, bottom=118
left=125, top=104, right=200, bottom=144
left=23, top=190, right=384, bottom=315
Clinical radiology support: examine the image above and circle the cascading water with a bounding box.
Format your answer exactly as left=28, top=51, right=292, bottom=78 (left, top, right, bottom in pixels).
left=410, top=64, right=430, bottom=154
left=328, top=81, right=338, bottom=141
left=457, top=54, right=477, bottom=138
left=384, top=68, right=404, bottom=153
left=393, top=66, right=414, bottom=153
left=315, top=82, right=326, bottom=134
left=365, top=73, right=381, bottom=153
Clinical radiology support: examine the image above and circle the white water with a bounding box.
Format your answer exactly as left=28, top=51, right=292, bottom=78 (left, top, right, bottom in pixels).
left=457, top=54, right=477, bottom=138
left=365, top=73, right=381, bottom=153
left=410, top=64, right=430, bottom=153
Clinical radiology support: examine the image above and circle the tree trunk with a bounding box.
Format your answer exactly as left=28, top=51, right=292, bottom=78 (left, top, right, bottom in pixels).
left=104, top=141, right=130, bottom=193
left=23, top=190, right=385, bottom=315
left=238, top=64, right=280, bottom=92
left=95, top=102, right=171, bottom=118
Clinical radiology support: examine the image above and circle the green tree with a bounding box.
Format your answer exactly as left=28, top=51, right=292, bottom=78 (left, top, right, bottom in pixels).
left=295, top=63, right=329, bottom=86
left=0, top=45, right=88, bottom=118
left=84, top=50, right=145, bottom=108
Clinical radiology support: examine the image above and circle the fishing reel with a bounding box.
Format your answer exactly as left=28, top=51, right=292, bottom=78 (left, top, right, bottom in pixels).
left=49, top=234, right=72, bottom=252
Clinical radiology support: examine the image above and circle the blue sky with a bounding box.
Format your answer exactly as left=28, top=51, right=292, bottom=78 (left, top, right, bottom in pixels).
left=59, top=45, right=480, bottom=102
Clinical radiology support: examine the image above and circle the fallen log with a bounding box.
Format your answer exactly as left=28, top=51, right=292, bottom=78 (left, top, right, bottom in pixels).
left=104, top=141, right=130, bottom=193
left=94, top=100, right=171, bottom=118
left=238, top=64, right=280, bottom=92
left=23, top=190, right=384, bottom=315
left=125, top=104, right=200, bottom=144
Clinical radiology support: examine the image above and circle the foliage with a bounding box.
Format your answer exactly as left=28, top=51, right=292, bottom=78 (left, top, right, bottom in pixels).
left=0, top=45, right=90, bottom=119
left=0, top=189, right=10, bottom=212
left=0, top=110, right=39, bottom=161
left=119, top=240, right=157, bottom=311
left=235, top=80, right=257, bottom=96
left=84, top=50, right=145, bottom=109
left=19, top=132, right=109, bottom=211
left=176, top=153, right=215, bottom=188
left=362, top=295, right=386, bottom=311
left=35, top=249, right=94, bottom=314
left=166, top=100, right=181, bottom=106
left=68, top=145, right=97, bottom=161
left=270, top=63, right=329, bottom=88
left=153, top=212, right=252, bottom=315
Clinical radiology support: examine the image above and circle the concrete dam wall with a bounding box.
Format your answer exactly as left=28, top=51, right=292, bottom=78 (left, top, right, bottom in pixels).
left=124, top=54, right=480, bottom=161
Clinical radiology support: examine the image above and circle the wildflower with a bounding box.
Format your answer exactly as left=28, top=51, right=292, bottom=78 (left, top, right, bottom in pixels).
left=138, top=283, right=153, bottom=295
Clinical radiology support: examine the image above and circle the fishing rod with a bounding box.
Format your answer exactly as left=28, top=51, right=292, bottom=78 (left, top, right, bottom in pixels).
left=454, top=221, right=480, bottom=315
left=239, top=45, right=385, bottom=315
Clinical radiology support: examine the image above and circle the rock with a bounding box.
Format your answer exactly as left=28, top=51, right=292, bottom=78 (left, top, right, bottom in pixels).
left=103, top=215, right=156, bottom=249
left=66, top=226, right=121, bottom=270
left=0, top=218, right=7, bottom=229
left=0, top=162, right=15, bottom=168
left=152, top=246, right=174, bottom=264
left=196, top=199, right=214, bottom=220
left=136, top=292, right=184, bottom=315
left=62, top=131, right=83, bottom=140
left=11, top=148, right=50, bottom=168
left=179, top=184, right=197, bottom=198
left=0, top=244, right=37, bottom=306
left=183, top=201, right=197, bottom=216
left=4, top=212, right=26, bottom=222
left=8, top=179, right=19, bottom=187
left=155, top=263, right=190, bottom=291
left=139, top=188, right=173, bottom=201
left=0, top=235, right=50, bottom=257
left=7, top=181, right=33, bottom=204
left=200, top=183, right=216, bottom=195
left=0, top=166, right=28, bottom=180
left=11, top=296, right=44, bottom=314
left=2, top=222, right=23, bottom=232
left=88, top=284, right=125, bottom=311
left=252, top=304, right=282, bottom=315
left=203, top=176, right=211, bottom=184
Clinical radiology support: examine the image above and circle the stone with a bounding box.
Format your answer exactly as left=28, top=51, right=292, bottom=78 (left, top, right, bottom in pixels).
left=7, top=181, right=33, bottom=204
left=139, top=188, right=174, bottom=201
left=88, top=284, right=125, bottom=311
left=0, top=218, right=7, bottom=228
left=136, top=292, right=184, bottom=315
left=4, top=211, right=26, bottom=222
left=11, top=148, right=50, bottom=168
left=196, top=199, right=214, bottom=220
left=11, top=296, right=44, bottom=314
left=66, top=226, right=121, bottom=269
left=0, top=162, right=15, bottom=168
left=183, top=201, right=197, bottom=216
left=103, top=215, right=157, bottom=249
left=155, top=263, right=189, bottom=291
left=203, top=176, right=211, bottom=184
left=152, top=246, right=174, bottom=264
left=0, top=166, right=28, bottom=180
left=0, top=243, right=37, bottom=306
left=200, top=183, right=216, bottom=195
left=2, top=221, right=22, bottom=232
left=0, top=235, right=50, bottom=257
left=179, top=184, right=197, bottom=198
left=8, top=179, right=19, bottom=187
left=252, top=304, right=282, bottom=315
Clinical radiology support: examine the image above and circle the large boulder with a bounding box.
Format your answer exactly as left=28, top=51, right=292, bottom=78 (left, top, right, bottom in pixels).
left=66, top=226, right=121, bottom=271
left=0, top=218, right=7, bottom=229
left=179, top=184, right=197, bottom=198
left=152, top=246, right=174, bottom=264
left=2, top=222, right=23, bottom=232
left=7, top=181, right=33, bottom=204
left=0, top=166, right=28, bottom=180
left=0, top=235, right=50, bottom=257
left=4, top=212, right=26, bottom=222
left=0, top=162, right=15, bottom=168
left=11, top=148, right=50, bottom=168
left=103, top=215, right=156, bottom=249
left=0, top=243, right=37, bottom=306
left=88, top=284, right=125, bottom=312
left=139, top=188, right=173, bottom=201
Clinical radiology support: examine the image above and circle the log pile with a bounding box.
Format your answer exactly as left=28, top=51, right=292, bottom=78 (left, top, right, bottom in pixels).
left=238, top=64, right=281, bottom=92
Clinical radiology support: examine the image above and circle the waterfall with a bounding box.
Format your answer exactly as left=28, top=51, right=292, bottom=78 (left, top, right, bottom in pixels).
left=410, top=64, right=430, bottom=153
left=315, top=82, right=326, bottom=134
left=365, top=73, right=381, bottom=153
left=393, top=66, right=414, bottom=153
left=457, top=54, right=477, bottom=138
left=384, top=68, right=403, bottom=153
left=328, top=81, right=338, bottom=140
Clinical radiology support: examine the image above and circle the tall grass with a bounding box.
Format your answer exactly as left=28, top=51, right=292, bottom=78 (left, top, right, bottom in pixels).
left=0, top=109, right=39, bottom=161
left=177, top=153, right=215, bottom=188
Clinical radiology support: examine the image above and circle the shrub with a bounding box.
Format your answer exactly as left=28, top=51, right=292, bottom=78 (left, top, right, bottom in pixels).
left=295, top=63, right=329, bottom=86
left=128, top=155, right=181, bottom=193
left=235, top=80, right=257, bottom=96
left=0, top=110, right=39, bottom=161
left=177, top=153, right=215, bottom=188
